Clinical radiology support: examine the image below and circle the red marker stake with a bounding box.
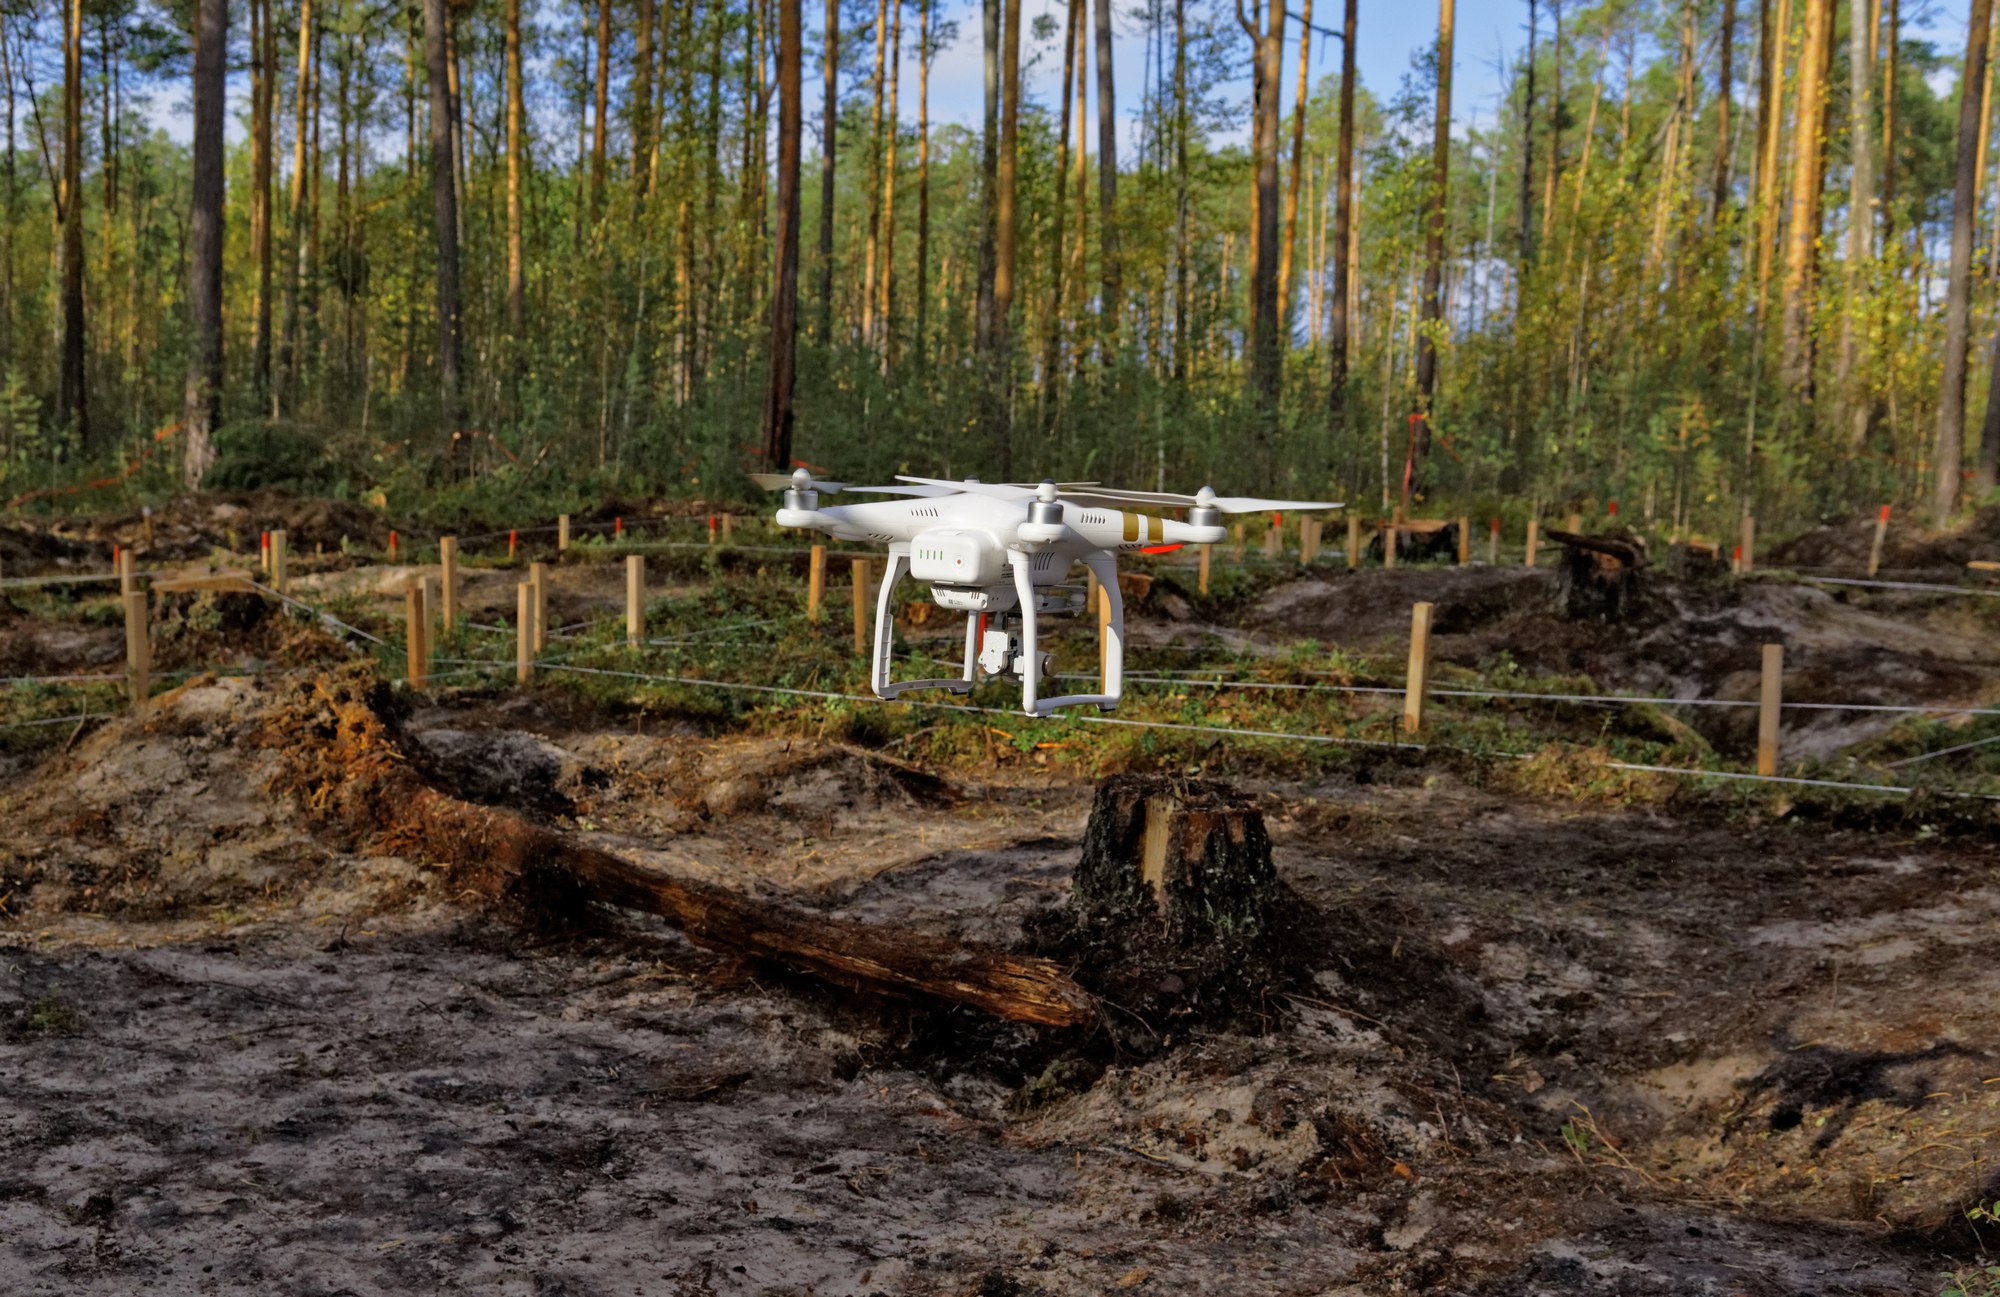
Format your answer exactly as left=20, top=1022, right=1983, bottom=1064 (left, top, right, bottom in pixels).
left=614, top=516, right=623, bottom=539
left=1607, top=499, right=1619, bottom=518
left=389, top=530, right=399, bottom=561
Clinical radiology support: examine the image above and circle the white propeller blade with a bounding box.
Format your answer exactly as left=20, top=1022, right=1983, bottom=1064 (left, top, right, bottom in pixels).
left=842, top=484, right=960, bottom=497
left=892, top=475, right=1038, bottom=500
left=1208, top=496, right=1343, bottom=513
left=750, top=471, right=849, bottom=493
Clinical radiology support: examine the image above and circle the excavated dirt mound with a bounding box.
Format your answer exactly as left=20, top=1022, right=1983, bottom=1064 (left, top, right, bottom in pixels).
left=48, top=489, right=397, bottom=563
left=0, top=525, right=96, bottom=574
left=1772, top=503, right=2000, bottom=573
left=1251, top=567, right=2000, bottom=759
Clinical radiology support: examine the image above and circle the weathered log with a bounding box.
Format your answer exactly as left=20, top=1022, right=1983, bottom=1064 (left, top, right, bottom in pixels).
left=273, top=670, right=1098, bottom=1028
left=1366, top=518, right=1460, bottom=565
left=1073, top=774, right=1280, bottom=944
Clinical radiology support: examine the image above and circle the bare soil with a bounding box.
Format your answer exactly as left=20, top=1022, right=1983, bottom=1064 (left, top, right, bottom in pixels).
left=1, top=667, right=1993, bottom=1295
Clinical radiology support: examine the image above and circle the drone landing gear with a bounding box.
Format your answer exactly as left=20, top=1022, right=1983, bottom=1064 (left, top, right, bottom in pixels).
left=870, top=548, right=976, bottom=699
left=1012, top=549, right=1122, bottom=717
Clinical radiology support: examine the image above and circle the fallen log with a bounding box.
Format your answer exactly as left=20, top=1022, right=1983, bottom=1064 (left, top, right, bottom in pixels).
left=272, top=669, right=1098, bottom=1029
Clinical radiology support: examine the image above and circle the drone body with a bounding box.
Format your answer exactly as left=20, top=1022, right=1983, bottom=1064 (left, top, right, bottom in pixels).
left=762, top=471, right=1337, bottom=716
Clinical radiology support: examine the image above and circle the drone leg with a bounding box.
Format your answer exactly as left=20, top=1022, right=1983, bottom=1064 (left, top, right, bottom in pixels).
left=1011, top=552, right=1039, bottom=715
left=1082, top=550, right=1123, bottom=711
left=962, top=612, right=979, bottom=682
left=870, top=547, right=909, bottom=698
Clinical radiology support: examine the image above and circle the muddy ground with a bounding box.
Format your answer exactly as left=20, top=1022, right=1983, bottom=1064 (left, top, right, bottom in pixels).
left=1, top=667, right=1995, bottom=1296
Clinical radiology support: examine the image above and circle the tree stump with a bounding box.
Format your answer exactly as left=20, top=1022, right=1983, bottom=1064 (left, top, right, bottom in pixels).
left=1072, top=774, right=1279, bottom=944
left=1548, top=528, right=1648, bottom=621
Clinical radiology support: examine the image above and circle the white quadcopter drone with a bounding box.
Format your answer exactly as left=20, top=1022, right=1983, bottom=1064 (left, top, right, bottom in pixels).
left=757, top=469, right=1339, bottom=716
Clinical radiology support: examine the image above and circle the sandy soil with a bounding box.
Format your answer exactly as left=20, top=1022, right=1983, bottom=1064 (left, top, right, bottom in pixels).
left=1, top=672, right=1993, bottom=1295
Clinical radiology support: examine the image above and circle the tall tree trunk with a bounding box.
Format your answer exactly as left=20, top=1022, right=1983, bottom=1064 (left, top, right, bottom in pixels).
left=878, top=0, right=902, bottom=366
left=817, top=0, right=838, bottom=339
left=992, top=0, right=1020, bottom=470
left=1173, top=0, right=1191, bottom=383
left=1093, top=0, right=1120, bottom=348
left=1837, top=0, right=1873, bottom=442
left=1936, top=0, right=1995, bottom=521
left=1328, top=0, right=1355, bottom=419
left=974, top=0, right=998, bottom=358
left=183, top=0, right=225, bottom=488
left=1713, top=0, right=1735, bottom=225
left=424, top=0, right=464, bottom=431
left=633, top=0, right=656, bottom=188
left=915, top=0, right=932, bottom=360
left=1042, top=0, right=1079, bottom=412
left=505, top=0, right=526, bottom=338
left=1540, top=0, right=1560, bottom=244
left=1278, top=0, right=1312, bottom=320
left=1413, top=0, right=1454, bottom=477
left=1880, top=0, right=1896, bottom=243
left=1241, top=0, right=1285, bottom=417
left=57, top=0, right=86, bottom=446
left=251, top=0, right=274, bottom=406
left=1756, top=0, right=1792, bottom=310
left=864, top=0, right=890, bottom=347
left=280, top=0, right=315, bottom=410
left=591, top=0, right=610, bottom=219
left=1519, top=0, right=1536, bottom=270
left=763, top=0, right=804, bottom=471
left=1777, top=0, right=1832, bottom=395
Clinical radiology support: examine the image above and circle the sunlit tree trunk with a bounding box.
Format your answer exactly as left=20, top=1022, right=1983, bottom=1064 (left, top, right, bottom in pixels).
left=1778, top=0, right=1832, bottom=394
left=1239, top=0, right=1283, bottom=414
left=1042, top=0, right=1079, bottom=410
left=1540, top=0, right=1560, bottom=245
left=1937, top=0, right=1995, bottom=520
left=1173, top=0, right=1191, bottom=384
left=506, top=0, right=526, bottom=339
left=1518, top=0, right=1535, bottom=270
left=184, top=0, right=225, bottom=487
left=763, top=0, right=804, bottom=470
left=633, top=0, right=655, bottom=191
left=915, top=0, right=932, bottom=361
left=251, top=0, right=274, bottom=407
left=1712, top=0, right=1734, bottom=226
left=1837, top=0, right=1873, bottom=444
left=878, top=0, right=902, bottom=366
left=1278, top=0, right=1311, bottom=321
left=280, top=0, right=315, bottom=411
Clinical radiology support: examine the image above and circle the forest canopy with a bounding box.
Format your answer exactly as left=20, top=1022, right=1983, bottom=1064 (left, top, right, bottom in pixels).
left=0, top=0, right=1995, bottom=538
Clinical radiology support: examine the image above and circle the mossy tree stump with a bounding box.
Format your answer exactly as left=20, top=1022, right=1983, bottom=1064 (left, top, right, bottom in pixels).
left=1072, top=774, right=1279, bottom=944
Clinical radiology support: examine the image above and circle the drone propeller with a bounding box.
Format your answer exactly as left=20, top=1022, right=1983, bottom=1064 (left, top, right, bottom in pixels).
left=1065, top=485, right=1341, bottom=513
left=750, top=469, right=952, bottom=498
left=892, top=475, right=1039, bottom=500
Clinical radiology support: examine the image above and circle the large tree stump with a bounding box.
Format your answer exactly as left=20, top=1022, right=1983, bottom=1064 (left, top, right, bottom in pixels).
left=1072, top=774, right=1280, bottom=944
left=1548, top=528, right=1648, bottom=621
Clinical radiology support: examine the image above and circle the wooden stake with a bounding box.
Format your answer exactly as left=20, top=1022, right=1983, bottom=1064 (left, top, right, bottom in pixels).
left=1567, top=511, right=1582, bottom=534
left=1868, top=506, right=1889, bottom=576
left=1264, top=524, right=1282, bottom=559
left=389, top=530, right=399, bottom=561
left=270, top=529, right=288, bottom=594
left=1231, top=523, right=1245, bottom=560
left=123, top=590, right=149, bottom=714
left=1346, top=514, right=1361, bottom=570
left=1199, top=543, right=1212, bottom=594
left=260, top=530, right=270, bottom=573
left=1456, top=516, right=1470, bottom=565
left=1740, top=515, right=1756, bottom=573
left=1757, top=643, right=1783, bottom=776
left=508, top=529, right=518, bottom=560
left=1384, top=525, right=1398, bottom=569
left=530, top=561, right=547, bottom=652
left=118, top=548, right=135, bottom=598
left=1488, top=517, right=1500, bottom=564
left=516, top=583, right=533, bottom=682
left=807, top=544, right=827, bottom=622
left=722, top=514, right=735, bottom=542
left=851, top=558, right=871, bottom=654
left=626, top=555, right=645, bottom=647
left=141, top=506, right=153, bottom=548
left=405, top=581, right=429, bottom=688
left=1403, top=602, right=1434, bottom=734
left=439, top=536, right=458, bottom=628
left=1524, top=519, right=1539, bottom=568
left=558, top=514, right=571, bottom=551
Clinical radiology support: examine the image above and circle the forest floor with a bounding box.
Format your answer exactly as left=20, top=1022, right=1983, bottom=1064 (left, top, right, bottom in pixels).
left=1, top=495, right=1997, bottom=1296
